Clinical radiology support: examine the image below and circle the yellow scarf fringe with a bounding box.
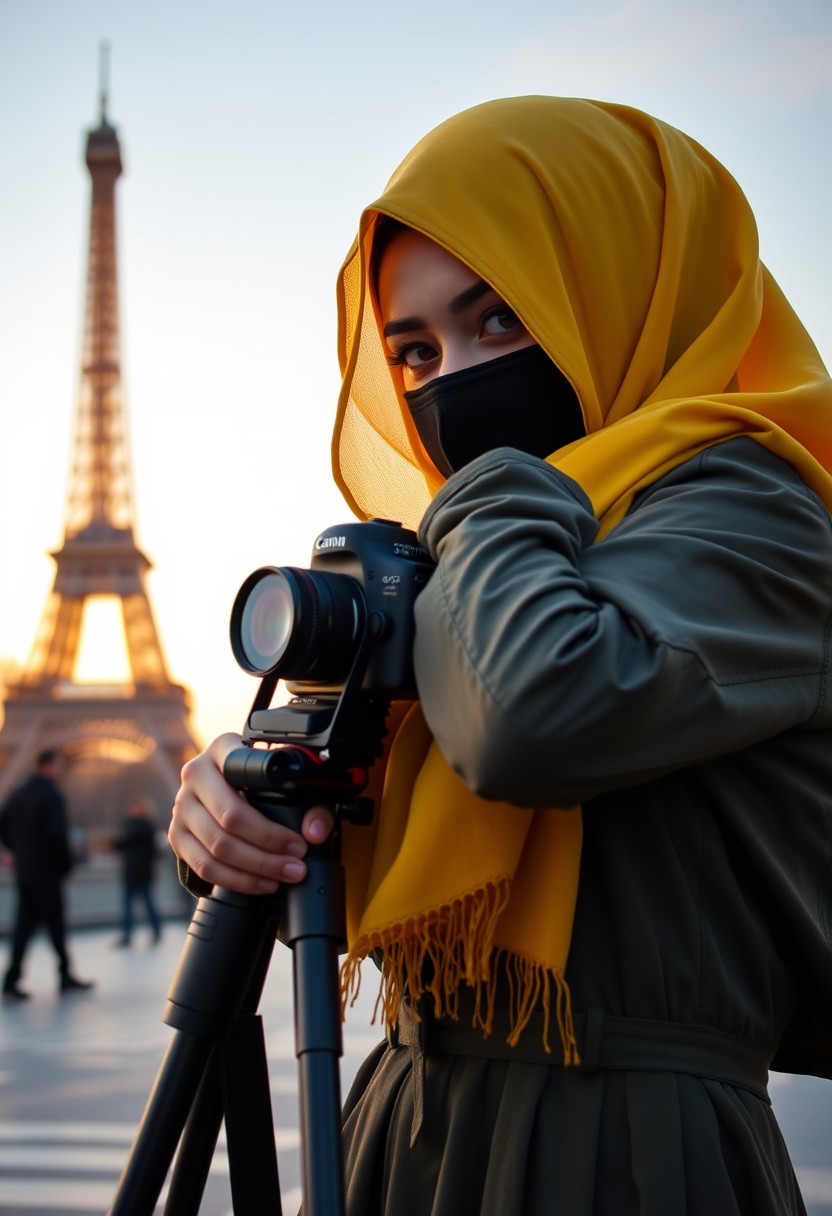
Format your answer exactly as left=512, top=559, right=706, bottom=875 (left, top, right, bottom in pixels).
left=341, top=877, right=580, bottom=1063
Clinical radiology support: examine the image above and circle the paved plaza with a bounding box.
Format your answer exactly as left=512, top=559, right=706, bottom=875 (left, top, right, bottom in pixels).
left=0, top=908, right=830, bottom=1215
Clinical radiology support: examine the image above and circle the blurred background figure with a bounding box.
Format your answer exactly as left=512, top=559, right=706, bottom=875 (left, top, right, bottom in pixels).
left=111, top=793, right=163, bottom=948
left=0, top=748, right=94, bottom=999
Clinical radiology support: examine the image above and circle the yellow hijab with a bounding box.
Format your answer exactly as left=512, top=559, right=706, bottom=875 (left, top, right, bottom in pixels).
left=335, top=97, right=832, bottom=1055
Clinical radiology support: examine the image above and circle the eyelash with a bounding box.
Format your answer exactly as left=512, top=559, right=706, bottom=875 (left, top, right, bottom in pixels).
left=386, top=347, right=426, bottom=369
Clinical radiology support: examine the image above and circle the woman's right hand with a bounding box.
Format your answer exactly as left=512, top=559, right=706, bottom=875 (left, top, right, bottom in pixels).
left=168, top=733, right=334, bottom=896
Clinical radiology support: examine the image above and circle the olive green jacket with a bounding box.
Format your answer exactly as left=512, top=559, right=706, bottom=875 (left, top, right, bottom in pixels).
left=413, top=438, right=832, bottom=1079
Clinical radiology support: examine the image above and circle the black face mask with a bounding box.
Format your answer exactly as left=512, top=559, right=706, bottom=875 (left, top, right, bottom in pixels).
left=403, top=345, right=585, bottom=478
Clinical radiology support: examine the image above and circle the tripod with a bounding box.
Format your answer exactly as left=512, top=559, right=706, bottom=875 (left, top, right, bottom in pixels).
left=108, top=737, right=379, bottom=1216
left=108, top=516, right=432, bottom=1213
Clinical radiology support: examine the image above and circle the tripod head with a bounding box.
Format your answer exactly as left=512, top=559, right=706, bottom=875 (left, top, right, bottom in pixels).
left=222, top=694, right=390, bottom=843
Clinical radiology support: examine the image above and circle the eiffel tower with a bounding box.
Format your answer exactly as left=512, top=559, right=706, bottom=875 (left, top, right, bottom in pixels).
left=0, top=67, right=200, bottom=832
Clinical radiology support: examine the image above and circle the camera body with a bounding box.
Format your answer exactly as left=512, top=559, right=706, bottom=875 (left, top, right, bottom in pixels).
left=230, top=519, right=434, bottom=751
left=291, top=517, right=433, bottom=696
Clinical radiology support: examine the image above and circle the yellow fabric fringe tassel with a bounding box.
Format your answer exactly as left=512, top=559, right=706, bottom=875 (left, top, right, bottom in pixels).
left=341, top=878, right=580, bottom=1064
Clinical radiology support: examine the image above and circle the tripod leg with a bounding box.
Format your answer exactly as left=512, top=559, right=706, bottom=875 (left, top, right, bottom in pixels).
left=110, top=887, right=281, bottom=1215
left=222, top=1013, right=284, bottom=1215
left=108, top=1031, right=215, bottom=1216
left=283, top=855, right=347, bottom=1216
left=163, top=1044, right=225, bottom=1215
left=295, top=937, right=345, bottom=1216
left=163, top=894, right=284, bottom=1214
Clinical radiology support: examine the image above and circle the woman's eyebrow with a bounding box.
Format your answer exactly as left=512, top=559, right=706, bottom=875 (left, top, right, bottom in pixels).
left=383, top=316, right=424, bottom=338
left=449, top=279, right=492, bottom=314
left=382, top=280, right=494, bottom=338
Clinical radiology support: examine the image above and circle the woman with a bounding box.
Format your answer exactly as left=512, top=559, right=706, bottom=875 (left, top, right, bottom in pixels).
left=171, top=97, right=832, bottom=1214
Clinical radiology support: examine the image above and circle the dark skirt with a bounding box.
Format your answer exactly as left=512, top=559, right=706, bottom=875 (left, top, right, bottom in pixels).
left=339, top=1026, right=805, bottom=1216
left=334, top=766, right=825, bottom=1216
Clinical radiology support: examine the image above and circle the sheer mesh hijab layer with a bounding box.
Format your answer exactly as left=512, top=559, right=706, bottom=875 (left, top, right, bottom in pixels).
left=334, top=97, right=832, bottom=1054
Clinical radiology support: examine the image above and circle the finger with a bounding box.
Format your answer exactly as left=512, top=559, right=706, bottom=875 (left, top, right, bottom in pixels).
left=302, top=806, right=336, bottom=845
left=206, top=731, right=247, bottom=768
left=170, top=798, right=309, bottom=895
left=180, top=738, right=306, bottom=854
left=171, top=735, right=311, bottom=894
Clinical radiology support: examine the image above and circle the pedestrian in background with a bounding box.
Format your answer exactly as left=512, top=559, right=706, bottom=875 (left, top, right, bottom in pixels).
left=111, top=794, right=163, bottom=948
left=1, top=748, right=94, bottom=1000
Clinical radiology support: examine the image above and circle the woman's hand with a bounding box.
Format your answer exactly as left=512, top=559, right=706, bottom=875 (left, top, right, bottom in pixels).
left=169, top=733, right=334, bottom=895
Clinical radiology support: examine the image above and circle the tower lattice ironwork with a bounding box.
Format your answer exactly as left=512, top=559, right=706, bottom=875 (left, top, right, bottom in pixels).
left=0, top=73, right=200, bottom=819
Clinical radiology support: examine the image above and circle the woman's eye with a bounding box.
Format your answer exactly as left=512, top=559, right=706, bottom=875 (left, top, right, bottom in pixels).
left=482, top=307, right=521, bottom=336
left=388, top=342, right=437, bottom=370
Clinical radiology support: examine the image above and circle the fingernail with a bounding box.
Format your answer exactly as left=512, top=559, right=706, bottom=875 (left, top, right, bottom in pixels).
left=283, top=861, right=306, bottom=882
left=307, top=817, right=327, bottom=843
left=287, top=841, right=307, bottom=859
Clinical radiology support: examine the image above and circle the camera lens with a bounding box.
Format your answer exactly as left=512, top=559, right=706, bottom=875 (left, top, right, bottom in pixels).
left=237, top=571, right=294, bottom=673
left=231, top=566, right=365, bottom=681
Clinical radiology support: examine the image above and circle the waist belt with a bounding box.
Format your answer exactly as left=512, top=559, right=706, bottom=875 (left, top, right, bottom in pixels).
left=389, top=1002, right=773, bottom=1145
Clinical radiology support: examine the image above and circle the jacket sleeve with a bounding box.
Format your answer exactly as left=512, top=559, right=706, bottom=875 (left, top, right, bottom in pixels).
left=413, top=439, right=832, bottom=808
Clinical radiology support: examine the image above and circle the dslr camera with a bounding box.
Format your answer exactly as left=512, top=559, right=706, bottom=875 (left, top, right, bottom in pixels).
left=229, top=518, right=434, bottom=756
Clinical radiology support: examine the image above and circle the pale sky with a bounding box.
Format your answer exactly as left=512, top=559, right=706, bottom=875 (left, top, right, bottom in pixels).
left=1, top=0, right=830, bottom=750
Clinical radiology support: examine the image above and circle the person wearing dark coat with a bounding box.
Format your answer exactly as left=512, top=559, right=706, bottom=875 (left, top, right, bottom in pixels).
left=1, top=748, right=94, bottom=1000
left=168, top=98, right=832, bottom=1214
left=111, top=794, right=162, bottom=947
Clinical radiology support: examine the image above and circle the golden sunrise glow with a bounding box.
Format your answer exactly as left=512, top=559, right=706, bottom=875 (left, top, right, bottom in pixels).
left=72, top=596, right=132, bottom=685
